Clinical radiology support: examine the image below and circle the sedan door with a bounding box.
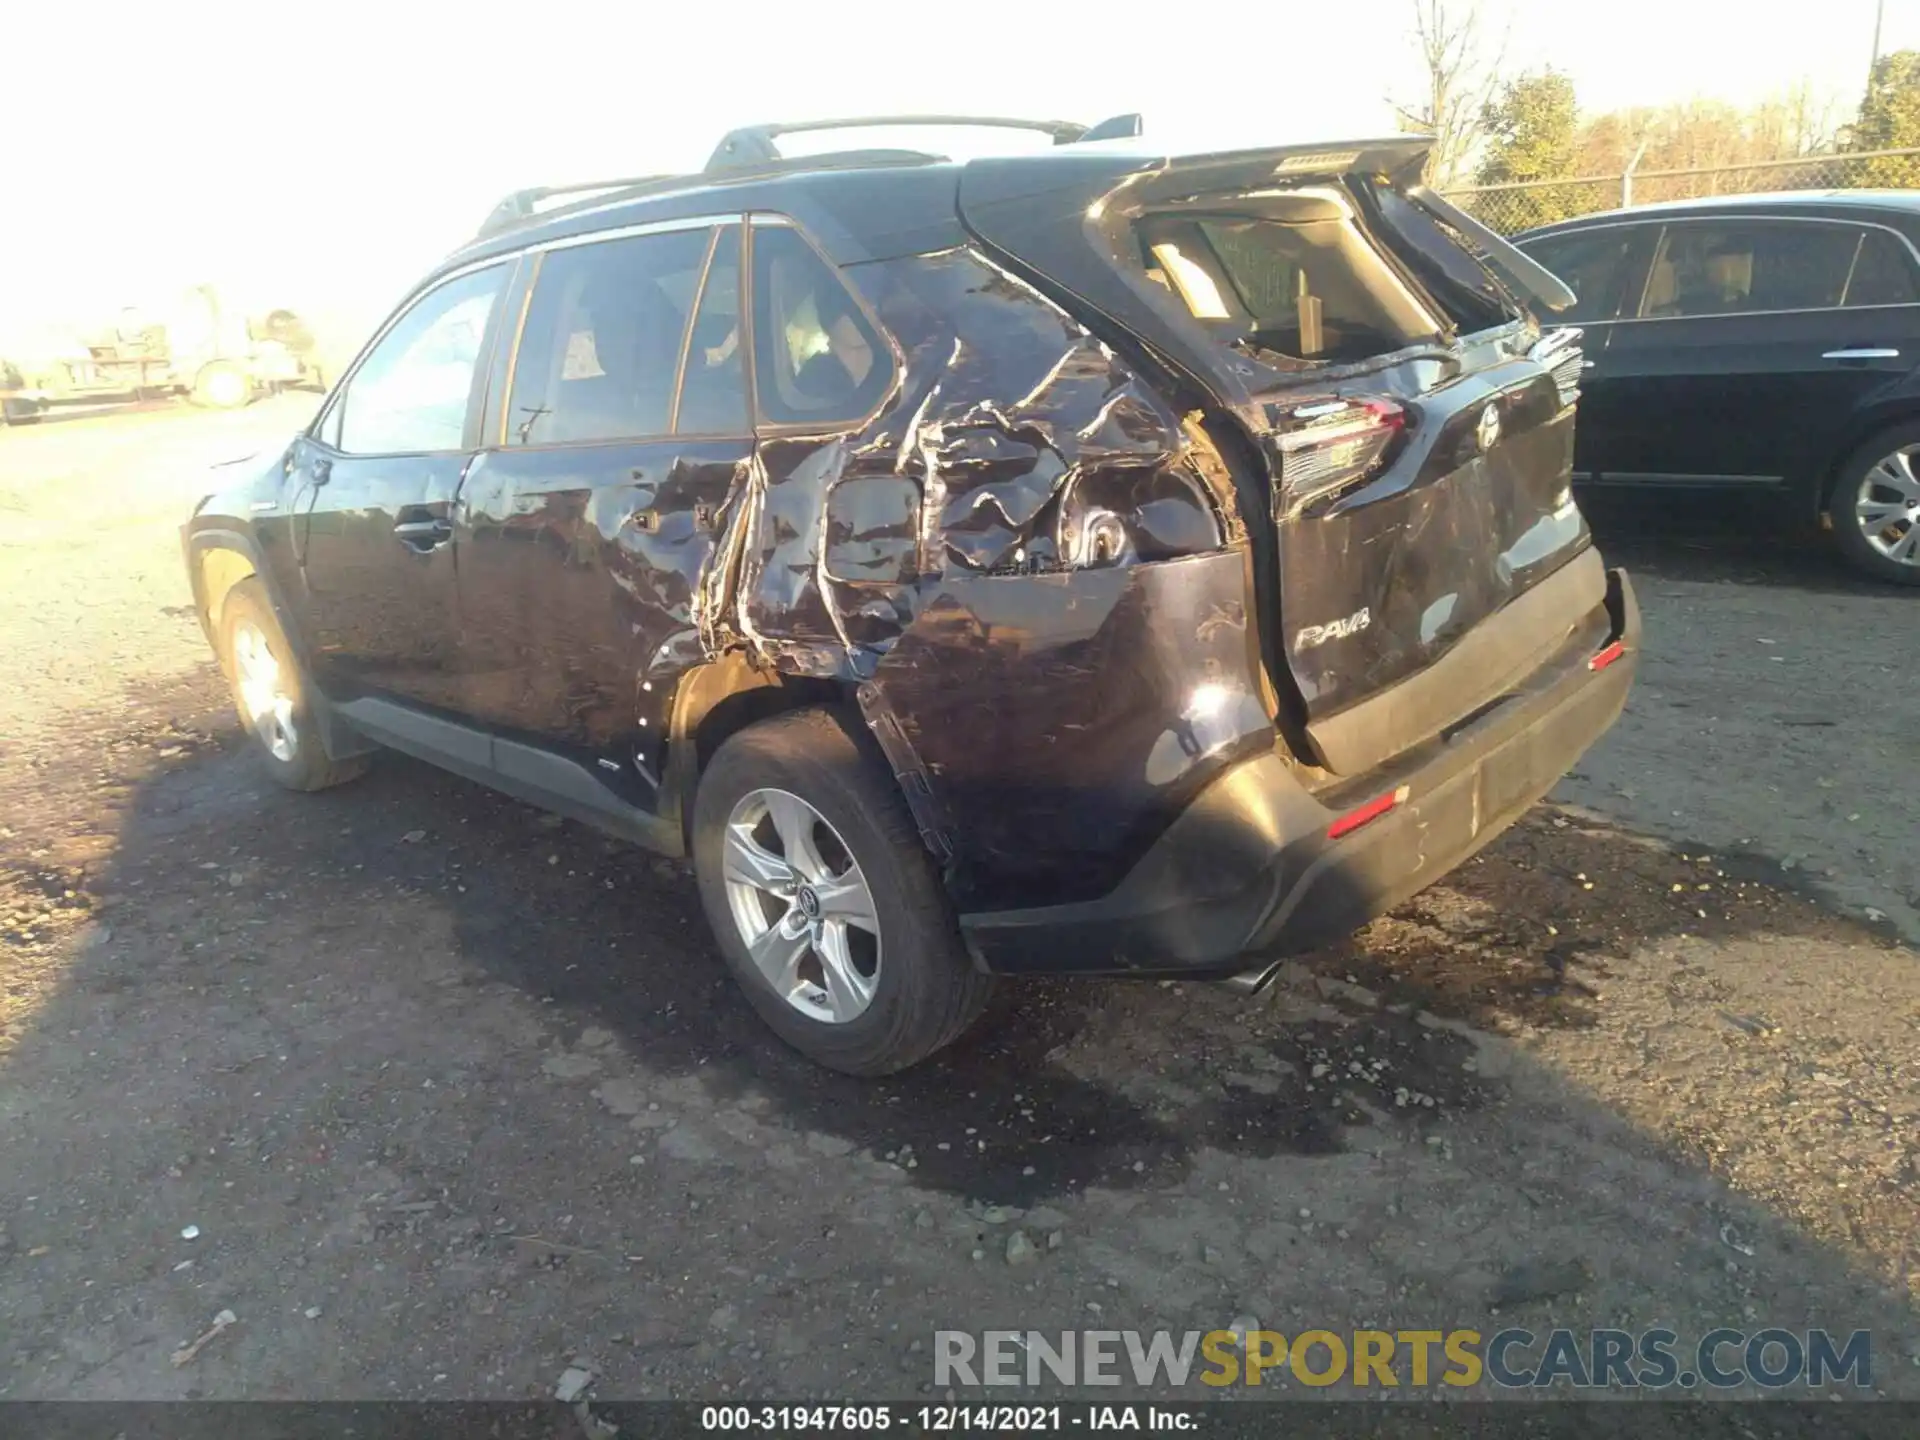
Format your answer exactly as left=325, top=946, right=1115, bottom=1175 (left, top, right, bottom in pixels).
left=1515, top=220, right=1655, bottom=482
left=1583, top=217, right=1920, bottom=492
left=450, top=222, right=754, bottom=795
left=286, top=262, right=513, bottom=707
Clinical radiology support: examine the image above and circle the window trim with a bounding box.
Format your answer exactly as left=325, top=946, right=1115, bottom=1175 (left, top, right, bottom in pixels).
left=309, top=256, right=516, bottom=459
left=744, top=211, right=901, bottom=438
left=1526, top=213, right=1920, bottom=327
left=491, top=216, right=756, bottom=452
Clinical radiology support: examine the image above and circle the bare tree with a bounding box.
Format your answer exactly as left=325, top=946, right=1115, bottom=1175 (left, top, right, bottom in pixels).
left=1390, top=0, right=1507, bottom=187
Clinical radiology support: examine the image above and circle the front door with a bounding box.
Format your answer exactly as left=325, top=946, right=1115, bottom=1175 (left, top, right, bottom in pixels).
left=288, top=262, right=512, bottom=707
left=450, top=223, right=753, bottom=794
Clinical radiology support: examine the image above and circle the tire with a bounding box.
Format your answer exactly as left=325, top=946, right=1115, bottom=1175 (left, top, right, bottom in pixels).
left=1828, top=423, right=1920, bottom=586
left=219, top=578, right=368, bottom=791
left=692, top=707, right=991, bottom=1076
left=192, top=361, right=253, bottom=410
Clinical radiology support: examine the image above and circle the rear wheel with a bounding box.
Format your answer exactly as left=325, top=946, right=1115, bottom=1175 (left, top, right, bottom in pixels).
left=1830, top=425, right=1920, bottom=585
left=220, top=579, right=367, bottom=791
left=692, top=708, right=991, bottom=1076
left=192, top=361, right=253, bottom=410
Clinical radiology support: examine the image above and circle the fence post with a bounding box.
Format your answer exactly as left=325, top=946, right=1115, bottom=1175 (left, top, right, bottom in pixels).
left=1621, top=139, right=1650, bottom=208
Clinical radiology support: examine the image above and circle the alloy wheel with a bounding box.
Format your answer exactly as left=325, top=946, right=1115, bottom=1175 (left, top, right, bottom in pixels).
left=721, top=788, right=881, bottom=1024
left=232, top=622, right=298, bottom=763
left=1856, top=446, right=1920, bottom=568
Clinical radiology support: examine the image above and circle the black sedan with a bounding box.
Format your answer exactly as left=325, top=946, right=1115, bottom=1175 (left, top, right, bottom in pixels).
left=1517, top=191, right=1920, bottom=585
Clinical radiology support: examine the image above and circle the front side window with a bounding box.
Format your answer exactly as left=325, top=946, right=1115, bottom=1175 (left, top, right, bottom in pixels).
left=335, top=264, right=505, bottom=455
left=506, top=227, right=724, bottom=446
left=1638, top=221, right=1859, bottom=318
left=751, top=224, right=890, bottom=426
left=1520, top=227, right=1640, bottom=323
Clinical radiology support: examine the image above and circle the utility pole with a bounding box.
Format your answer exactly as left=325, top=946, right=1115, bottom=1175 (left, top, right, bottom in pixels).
left=1869, top=0, right=1886, bottom=93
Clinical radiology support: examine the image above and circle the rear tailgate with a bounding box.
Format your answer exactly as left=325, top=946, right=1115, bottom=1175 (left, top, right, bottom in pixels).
left=960, top=141, right=1606, bottom=775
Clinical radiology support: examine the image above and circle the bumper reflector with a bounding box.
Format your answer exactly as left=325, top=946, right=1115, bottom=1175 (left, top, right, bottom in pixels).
left=1327, top=784, right=1411, bottom=841
left=1588, top=640, right=1626, bottom=672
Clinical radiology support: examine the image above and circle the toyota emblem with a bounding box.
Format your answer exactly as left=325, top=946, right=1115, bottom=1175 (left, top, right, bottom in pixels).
left=1476, top=402, right=1502, bottom=453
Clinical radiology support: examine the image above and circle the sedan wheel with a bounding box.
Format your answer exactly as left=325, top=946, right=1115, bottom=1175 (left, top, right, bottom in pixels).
left=721, top=787, right=881, bottom=1025
left=1855, top=445, right=1920, bottom=569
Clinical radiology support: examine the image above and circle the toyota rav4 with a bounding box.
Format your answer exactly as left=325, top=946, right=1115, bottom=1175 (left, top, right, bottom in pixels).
left=183, top=115, right=1639, bottom=1075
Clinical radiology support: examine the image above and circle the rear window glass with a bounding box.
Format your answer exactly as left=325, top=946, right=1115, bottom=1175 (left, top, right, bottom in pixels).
left=1137, top=200, right=1443, bottom=366
left=1356, top=182, right=1517, bottom=333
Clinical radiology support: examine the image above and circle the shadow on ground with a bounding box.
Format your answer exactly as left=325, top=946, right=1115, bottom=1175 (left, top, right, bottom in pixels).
left=4, top=681, right=1888, bottom=1212
left=1580, top=488, right=1902, bottom=598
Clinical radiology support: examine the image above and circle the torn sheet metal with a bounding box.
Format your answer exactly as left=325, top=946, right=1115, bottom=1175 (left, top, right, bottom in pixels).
left=733, top=245, right=1244, bottom=681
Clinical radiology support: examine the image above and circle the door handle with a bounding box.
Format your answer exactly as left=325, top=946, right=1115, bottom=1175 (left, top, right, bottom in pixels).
left=1823, top=348, right=1900, bottom=361
left=393, top=518, right=452, bottom=549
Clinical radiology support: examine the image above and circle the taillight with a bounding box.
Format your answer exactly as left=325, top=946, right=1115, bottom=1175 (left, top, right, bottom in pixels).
left=1274, top=397, right=1405, bottom=513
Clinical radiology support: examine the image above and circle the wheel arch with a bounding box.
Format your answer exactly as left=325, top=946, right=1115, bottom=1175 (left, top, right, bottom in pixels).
left=661, top=653, right=852, bottom=850
left=1815, top=403, right=1920, bottom=519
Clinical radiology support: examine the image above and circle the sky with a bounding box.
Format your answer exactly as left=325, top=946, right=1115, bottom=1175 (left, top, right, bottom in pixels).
left=3, top=0, right=1916, bottom=348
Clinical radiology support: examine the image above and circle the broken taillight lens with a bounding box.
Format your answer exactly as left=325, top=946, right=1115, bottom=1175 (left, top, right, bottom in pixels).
left=1274, top=397, right=1406, bottom=513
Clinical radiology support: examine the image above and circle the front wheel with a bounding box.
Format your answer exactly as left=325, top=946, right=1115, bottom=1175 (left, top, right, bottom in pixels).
left=692, top=708, right=991, bottom=1076
left=1830, top=425, right=1920, bottom=585
left=220, top=579, right=368, bottom=791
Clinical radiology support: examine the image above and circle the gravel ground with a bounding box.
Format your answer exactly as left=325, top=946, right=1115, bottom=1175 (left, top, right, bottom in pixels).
left=0, top=401, right=1914, bottom=1408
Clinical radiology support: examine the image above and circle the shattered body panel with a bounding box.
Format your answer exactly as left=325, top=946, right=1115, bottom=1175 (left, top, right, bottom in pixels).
left=714, top=244, right=1258, bottom=905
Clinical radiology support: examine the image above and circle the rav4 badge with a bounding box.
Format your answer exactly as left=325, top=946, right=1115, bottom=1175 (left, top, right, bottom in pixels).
left=1295, top=608, right=1372, bottom=652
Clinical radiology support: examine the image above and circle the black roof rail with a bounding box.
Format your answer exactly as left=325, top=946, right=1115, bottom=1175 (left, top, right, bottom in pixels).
left=470, top=114, right=1147, bottom=243
left=474, top=174, right=684, bottom=240
left=705, top=113, right=1142, bottom=171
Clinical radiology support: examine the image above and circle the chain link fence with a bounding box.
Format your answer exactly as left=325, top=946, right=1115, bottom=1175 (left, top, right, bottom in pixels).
left=1441, top=148, right=1920, bottom=235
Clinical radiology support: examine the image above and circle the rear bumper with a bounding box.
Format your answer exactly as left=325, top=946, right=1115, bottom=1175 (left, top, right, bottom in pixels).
left=959, top=567, right=1640, bottom=976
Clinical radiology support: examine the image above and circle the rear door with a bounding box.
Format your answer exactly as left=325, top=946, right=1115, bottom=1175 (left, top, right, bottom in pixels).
left=1592, top=217, right=1920, bottom=487
left=287, top=262, right=511, bottom=705
left=450, top=220, right=753, bottom=792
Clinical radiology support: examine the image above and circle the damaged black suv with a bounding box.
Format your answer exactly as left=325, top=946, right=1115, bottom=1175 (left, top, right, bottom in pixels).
left=183, top=115, right=1639, bottom=1075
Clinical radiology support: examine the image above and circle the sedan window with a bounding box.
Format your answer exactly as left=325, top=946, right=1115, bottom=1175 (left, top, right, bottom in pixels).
left=1843, top=229, right=1920, bottom=307
left=1518, top=227, right=1639, bottom=323
left=1639, top=221, right=1859, bottom=318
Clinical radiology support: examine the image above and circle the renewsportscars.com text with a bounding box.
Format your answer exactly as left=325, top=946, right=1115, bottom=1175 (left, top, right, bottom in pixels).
left=934, top=1327, right=1872, bottom=1391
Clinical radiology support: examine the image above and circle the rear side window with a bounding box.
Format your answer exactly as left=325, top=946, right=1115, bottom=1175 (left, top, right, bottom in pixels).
left=506, top=226, right=726, bottom=446
left=1844, top=230, right=1920, bottom=307
left=1520, top=227, right=1639, bottom=323
left=751, top=224, right=891, bottom=426
left=1137, top=196, right=1443, bottom=365
left=1638, top=221, right=1859, bottom=318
